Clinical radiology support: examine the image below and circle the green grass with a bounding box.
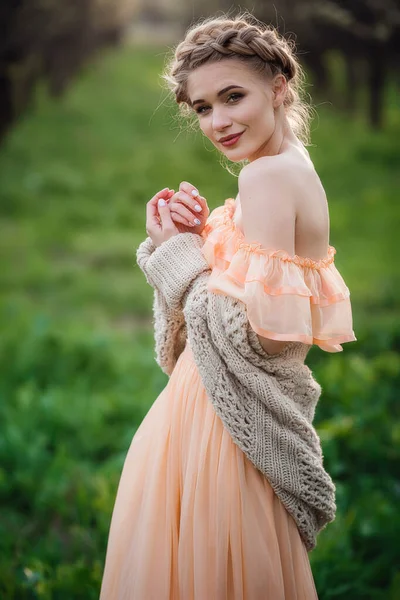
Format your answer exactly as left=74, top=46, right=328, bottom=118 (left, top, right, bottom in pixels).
left=0, top=45, right=399, bottom=598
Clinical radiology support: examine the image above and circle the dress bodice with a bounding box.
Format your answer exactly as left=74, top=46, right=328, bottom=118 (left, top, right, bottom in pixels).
left=200, top=198, right=357, bottom=352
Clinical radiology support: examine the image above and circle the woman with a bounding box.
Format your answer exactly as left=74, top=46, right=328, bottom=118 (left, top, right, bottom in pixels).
left=100, top=12, right=356, bottom=599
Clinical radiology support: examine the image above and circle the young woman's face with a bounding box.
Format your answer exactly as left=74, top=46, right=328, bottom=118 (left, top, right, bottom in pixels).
left=187, top=59, right=279, bottom=163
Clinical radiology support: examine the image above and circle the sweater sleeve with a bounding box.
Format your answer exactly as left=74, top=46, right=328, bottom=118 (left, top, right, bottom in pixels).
left=136, top=232, right=211, bottom=309
left=151, top=286, right=188, bottom=376
left=135, top=234, right=210, bottom=375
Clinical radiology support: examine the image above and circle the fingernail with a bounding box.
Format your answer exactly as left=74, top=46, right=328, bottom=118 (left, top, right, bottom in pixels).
left=194, top=218, right=201, bottom=225
left=191, top=189, right=199, bottom=197
left=158, top=199, right=166, bottom=206
left=194, top=204, right=202, bottom=212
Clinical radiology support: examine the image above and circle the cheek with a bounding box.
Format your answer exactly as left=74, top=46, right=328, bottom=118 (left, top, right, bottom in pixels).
left=243, top=99, right=273, bottom=127
left=199, top=118, right=213, bottom=139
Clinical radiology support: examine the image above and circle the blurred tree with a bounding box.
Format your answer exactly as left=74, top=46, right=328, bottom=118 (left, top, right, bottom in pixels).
left=257, top=0, right=400, bottom=128
left=0, top=0, right=140, bottom=143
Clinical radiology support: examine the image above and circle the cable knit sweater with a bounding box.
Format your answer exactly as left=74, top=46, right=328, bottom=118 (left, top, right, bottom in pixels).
left=136, top=231, right=336, bottom=552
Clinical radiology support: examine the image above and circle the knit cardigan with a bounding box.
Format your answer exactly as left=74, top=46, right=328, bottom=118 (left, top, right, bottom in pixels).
left=136, top=231, right=337, bottom=552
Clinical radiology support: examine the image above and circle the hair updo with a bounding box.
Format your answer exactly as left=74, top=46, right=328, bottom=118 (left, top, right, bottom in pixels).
left=162, top=11, right=313, bottom=147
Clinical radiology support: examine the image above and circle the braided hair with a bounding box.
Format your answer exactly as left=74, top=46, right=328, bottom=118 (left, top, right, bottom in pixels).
left=162, top=11, right=313, bottom=146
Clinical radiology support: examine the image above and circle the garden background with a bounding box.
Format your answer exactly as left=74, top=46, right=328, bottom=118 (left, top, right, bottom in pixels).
left=0, top=2, right=399, bottom=598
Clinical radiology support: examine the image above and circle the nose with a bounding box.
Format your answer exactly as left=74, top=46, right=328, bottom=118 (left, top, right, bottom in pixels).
left=212, top=107, right=232, bottom=132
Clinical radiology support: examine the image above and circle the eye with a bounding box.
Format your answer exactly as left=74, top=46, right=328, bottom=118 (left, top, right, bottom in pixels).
left=195, top=105, right=209, bottom=115
left=195, top=92, right=244, bottom=115
left=227, top=92, right=243, bottom=103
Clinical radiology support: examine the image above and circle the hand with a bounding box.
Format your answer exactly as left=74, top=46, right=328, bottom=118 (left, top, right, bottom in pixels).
left=146, top=187, right=180, bottom=248
left=168, top=181, right=210, bottom=236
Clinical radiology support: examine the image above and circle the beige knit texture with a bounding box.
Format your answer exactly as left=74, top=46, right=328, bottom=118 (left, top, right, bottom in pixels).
left=136, top=232, right=336, bottom=552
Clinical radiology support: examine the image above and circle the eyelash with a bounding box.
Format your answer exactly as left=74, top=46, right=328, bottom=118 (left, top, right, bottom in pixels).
left=195, top=92, right=243, bottom=115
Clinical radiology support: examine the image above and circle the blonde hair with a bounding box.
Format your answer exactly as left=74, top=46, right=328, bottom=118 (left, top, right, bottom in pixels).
left=162, top=11, right=314, bottom=152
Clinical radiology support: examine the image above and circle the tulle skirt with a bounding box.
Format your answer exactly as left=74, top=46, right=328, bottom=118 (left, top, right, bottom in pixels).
left=99, top=340, right=319, bottom=599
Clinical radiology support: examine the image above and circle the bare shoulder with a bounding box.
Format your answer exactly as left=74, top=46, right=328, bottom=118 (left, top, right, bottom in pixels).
left=239, top=149, right=327, bottom=213
left=240, top=150, right=317, bottom=190
left=238, top=148, right=330, bottom=260
left=237, top=152, right=299, bottom=256
left=238, top=155, right=296, bottom=217
left=238, top=153, right=290, bottom=187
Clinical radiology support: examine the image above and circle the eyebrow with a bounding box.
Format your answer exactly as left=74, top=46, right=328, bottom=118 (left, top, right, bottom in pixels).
left=191, top=85, right=244, bottom=107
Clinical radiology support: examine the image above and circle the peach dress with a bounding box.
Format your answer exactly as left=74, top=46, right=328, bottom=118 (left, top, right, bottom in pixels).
left=99, top=199, right=356, bottom=600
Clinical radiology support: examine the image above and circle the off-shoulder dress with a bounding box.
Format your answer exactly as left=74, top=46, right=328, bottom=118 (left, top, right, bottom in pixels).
left=99, top=198, right=356, bottom=599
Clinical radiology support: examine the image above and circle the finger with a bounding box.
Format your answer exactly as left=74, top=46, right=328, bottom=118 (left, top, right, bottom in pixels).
left=173, top=193, right=209, bottom=219
left=148, top=188, right=171, bottom=207
left=196, top=195, right=209, bottom=217
left=155, top=189, right=174, bottom=206
left=157, top=197, right=175, bottom=229
left=170, top=205, right=198, bottom=227
left=170, top=201, right=203, bottom=226
left=165, top=190, right=175, bottom=204
left=169, top=210, right=195, bottom=227
left=170, top=190, right=204, bottom=215
left=146, top=188, right=171, bottom=226
left=179, top=181, right=200, bottom=200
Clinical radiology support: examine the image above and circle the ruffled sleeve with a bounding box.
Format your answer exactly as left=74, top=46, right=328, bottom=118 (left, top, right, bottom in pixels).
left=200, top=198, right=357, bottom=353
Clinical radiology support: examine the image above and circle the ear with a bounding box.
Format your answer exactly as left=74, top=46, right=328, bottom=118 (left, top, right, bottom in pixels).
left=272, top=74, right=286, bottom=108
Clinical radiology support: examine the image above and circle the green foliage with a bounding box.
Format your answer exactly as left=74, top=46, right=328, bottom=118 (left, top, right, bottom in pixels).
left=311, top=326, right=400, bottom=598
left=0, top=46, right=399, bottom=598
left=0, top=310, right=165, bottom=599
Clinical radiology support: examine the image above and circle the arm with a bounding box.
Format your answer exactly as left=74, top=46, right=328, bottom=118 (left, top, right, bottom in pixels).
left=152, top=287, right=188, bottom=376
left=136, top=233, right=211, bottom=375
left=238, top=160, right=297, bottom=356
left=136, top=232, right=211, bottom=310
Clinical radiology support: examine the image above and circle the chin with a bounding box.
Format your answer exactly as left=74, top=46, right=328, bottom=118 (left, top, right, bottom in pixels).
left=226, top=155, right=248, bottom=163
left=220, top=139, right=257, bottom=162
left=222, top=150, right=250, bottom=163
left=217, top=145, right=247, bottom=162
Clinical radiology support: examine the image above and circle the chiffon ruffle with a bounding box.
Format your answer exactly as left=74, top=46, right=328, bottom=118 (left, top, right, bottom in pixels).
left=201, top=198, right=357, bottom=352
left=100, top=341, right=319, bottom=599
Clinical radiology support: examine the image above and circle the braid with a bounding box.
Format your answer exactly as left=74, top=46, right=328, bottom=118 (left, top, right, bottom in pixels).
left=162, top=11, right=312, bottom=146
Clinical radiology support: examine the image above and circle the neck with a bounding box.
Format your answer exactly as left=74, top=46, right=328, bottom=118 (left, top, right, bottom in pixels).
left=248, top=110, right=299, bottom=162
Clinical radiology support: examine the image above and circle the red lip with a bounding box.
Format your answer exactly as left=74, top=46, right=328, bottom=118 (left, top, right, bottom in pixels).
left=218, top=131, right=245, bottom=143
